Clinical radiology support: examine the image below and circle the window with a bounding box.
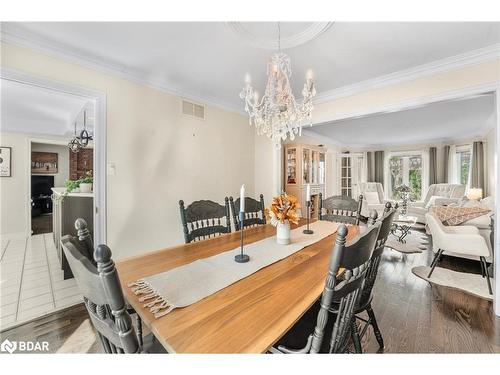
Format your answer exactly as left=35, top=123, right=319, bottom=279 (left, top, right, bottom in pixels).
left=455, top=146, right=471, bottom=187
left=389, top=153, right=423, bottom=200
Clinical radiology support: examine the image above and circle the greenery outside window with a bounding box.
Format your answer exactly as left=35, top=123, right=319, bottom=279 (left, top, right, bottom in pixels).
left=455, top=145, right=472, bottom=187
left=388, top=152, right=424, bottom=201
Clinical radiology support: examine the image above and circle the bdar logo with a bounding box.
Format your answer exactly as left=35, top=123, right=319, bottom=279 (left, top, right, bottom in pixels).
left=1, top=339, right=17, bottom=354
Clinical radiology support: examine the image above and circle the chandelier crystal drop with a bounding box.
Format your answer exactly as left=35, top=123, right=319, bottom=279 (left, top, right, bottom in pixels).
left=240, top=25, right=316, bottom=147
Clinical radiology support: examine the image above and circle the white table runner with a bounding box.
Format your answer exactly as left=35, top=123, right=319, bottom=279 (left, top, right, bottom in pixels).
left=129, top=221, right=339, bottom=318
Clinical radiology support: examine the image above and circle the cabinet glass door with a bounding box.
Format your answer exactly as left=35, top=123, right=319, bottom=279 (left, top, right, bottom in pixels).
left=286, top=148, right=297, bottom=184
left=319, top=153, right=326, bottom=184
left=311, top=150, right=318, bottom=184
left=302, top=148, right=311, bottom=184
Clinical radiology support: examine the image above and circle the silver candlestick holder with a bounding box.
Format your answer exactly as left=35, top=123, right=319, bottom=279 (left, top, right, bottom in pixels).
left=235, top=211, right=250, bottom=263
left=303, top=200, right=314, bottom=235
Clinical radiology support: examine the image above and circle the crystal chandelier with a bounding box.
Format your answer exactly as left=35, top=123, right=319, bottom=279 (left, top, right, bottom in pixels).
left=240, top=23, right=316, bottom=147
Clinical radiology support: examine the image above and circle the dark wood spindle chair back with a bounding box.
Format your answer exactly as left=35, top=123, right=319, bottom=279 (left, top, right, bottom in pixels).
left=275, top=218, right=381, bottom=354
left=358, top=203, right=397, bottom=309
left=229, top=194, right=266, bottom=231
left=74, top=218, right=95, bottom=264
left=61, top=237, right=139, bottom=354
left=179, top=198, right=231, bottom=243
left=318, top=193, right=364, bottom=225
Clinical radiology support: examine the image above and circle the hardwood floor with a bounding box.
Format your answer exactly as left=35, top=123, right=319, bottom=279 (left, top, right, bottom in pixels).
left=360, top=246, right=500, bottom=353
left=31, top=214, right=53, bottom=235
left=1, top=234, right=499, bottom=353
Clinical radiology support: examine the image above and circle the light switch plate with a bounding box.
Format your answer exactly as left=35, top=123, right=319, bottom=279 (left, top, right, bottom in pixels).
left=107, top=162, right=116, bottom=176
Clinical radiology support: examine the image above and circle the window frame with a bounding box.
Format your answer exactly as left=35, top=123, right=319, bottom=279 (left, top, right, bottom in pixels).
left=453, top=144, right=473, bottom=188
left=385, top=150, right=429, bottom=202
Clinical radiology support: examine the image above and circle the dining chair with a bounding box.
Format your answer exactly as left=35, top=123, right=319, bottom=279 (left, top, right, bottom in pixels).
left=74, top=218, right=95, bottom=263
left=318, top=193, right=364, bottom=225
left=61, top=236, right=165, bottom=353
left=73, top=218, right=144, bottom=346
left=179, top=198, right=232, bottom=243
left=229, top=194, right=266, bottom=231
left=351, top=202, right=397, bottom=353
left=270, top=217, right=381, bottom=354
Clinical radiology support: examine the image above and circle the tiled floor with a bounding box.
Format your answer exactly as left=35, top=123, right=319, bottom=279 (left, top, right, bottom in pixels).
left=0, top=232, right=82, bottom=331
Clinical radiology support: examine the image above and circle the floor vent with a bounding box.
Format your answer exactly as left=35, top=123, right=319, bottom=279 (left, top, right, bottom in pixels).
left=182, top=99, right=205, bottom=120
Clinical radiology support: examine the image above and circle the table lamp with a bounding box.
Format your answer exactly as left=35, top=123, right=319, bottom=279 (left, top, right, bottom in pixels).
left=467, top=188, right=483, bottom=201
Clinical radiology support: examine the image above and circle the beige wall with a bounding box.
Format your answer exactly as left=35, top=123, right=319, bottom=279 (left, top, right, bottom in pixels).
left=1, top=132, right=29, bottom=235
left=1, top=42, right=254, bottom=259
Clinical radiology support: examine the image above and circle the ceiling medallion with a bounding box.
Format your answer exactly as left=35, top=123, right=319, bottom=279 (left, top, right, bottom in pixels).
left=240, top=23, right=317, bottom=147
left=227, top=22, right=333, bottom=50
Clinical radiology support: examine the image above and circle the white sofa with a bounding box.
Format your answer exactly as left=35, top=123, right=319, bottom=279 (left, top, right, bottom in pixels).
left=407, top=183, right=466, bottom=224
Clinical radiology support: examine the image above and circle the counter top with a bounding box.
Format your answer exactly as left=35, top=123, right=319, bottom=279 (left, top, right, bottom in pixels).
left=51, top=187, right=94, bottom=198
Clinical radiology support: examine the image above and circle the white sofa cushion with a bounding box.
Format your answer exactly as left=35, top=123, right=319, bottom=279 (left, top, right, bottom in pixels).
left=425, top=195, right=442, bottom=209
left=463, top=215, right=491, bottom=229
left=364, top=191, right=380, bottom=205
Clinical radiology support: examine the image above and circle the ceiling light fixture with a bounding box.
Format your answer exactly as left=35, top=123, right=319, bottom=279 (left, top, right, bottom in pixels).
left=240, top=22, right=316, bottom=147
left=68, top=110, right=93, bottom=153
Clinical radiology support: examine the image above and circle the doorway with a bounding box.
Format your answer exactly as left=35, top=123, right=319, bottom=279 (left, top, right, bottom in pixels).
left=0, top=68, right=106, bottom=330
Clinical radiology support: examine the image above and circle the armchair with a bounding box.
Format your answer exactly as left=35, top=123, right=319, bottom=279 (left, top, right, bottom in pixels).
left=407, top=183, right=465, bottom=223
left=358, top=182, right=389, bottom=217
left=425, top=212, right=492, bottom=295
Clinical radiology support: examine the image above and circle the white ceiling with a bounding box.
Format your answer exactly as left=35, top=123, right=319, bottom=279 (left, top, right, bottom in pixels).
left=307, top=94, right=496, bottom=148
left=1, top=79, right=93, bottom=137
left=2, top=22, right=499, bottom=113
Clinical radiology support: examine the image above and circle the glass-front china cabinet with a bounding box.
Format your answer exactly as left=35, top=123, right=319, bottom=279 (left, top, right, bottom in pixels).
left=284, top=144, right=326, bottom=218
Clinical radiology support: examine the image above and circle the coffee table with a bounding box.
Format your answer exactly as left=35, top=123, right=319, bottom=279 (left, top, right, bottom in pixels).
left=391, top=215, right=417, bottom=243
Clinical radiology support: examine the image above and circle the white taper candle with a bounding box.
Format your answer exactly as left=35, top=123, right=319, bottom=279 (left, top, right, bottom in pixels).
left=240, top=184, right=245, bottom=212
left=306, top=184, right=311, bottom=202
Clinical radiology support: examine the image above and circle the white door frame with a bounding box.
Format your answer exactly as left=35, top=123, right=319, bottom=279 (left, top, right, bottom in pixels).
left=299, top=82, right=500, bottom=316
left=1, top=67, right=107, bottom=245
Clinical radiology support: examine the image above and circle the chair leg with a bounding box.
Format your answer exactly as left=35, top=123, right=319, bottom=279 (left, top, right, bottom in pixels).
left=136, top=314, right=143, bottom=348
left=428, top=249, right=443, bottom=278
left=350, top=317, right=362, bottom=354
left=481, top=256, right=493, bottom=295
left=366, top=305, right=384, bottom=350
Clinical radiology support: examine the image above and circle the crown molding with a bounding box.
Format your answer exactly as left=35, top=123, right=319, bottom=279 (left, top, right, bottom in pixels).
left=315, top=43, right=500, bottom=104
left=2, top=23, right=499, bottom=117
left=0, top=23, right=246, bottom=116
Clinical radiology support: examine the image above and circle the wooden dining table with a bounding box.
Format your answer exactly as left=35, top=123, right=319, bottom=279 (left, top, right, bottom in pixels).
left=116, top=219, right=360, bottom=353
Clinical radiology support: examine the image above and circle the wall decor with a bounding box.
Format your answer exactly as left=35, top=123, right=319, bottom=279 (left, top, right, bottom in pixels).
left=0, top=146, right=12, bottom=177
left=32, top=151, right=58, bottom=174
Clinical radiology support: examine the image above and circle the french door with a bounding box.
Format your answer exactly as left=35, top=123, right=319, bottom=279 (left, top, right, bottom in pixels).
left=338, top=153, right=365, bottom=198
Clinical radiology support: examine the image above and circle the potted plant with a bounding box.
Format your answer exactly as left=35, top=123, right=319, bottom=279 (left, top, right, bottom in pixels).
left=64, top=179, right=81, bottom=194
left=79, top=171, right=93, bottom=193
left=265, top=192, right=300, bottom=245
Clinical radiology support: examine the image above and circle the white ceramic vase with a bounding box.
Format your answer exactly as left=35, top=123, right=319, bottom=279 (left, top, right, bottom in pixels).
left=79, top=183, right=93, bottom=193
left=276, top=220, right=291, bottom=245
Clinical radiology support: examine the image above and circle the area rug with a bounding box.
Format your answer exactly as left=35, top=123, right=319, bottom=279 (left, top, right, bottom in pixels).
left=385, top=230, right=429, bottom=254
left=412, top=266, right=493, bottom=301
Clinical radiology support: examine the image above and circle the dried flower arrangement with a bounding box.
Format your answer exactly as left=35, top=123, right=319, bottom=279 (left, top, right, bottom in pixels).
left=265, top=192, right=301, bottom=226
